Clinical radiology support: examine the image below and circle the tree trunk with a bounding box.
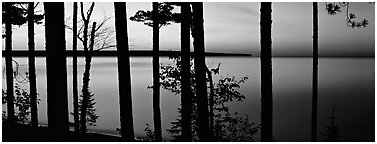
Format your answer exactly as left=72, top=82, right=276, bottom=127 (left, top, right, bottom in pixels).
left=152, top=2, right=162, bottom=142
left=5, top=2, right=15, bottom=123
left=44, top=2, right=69, bottom=136
left=260, top=2, right=273, bottom=142
left=80, top=22, right=96, bottom=133
left=192, top=2, right=210, bottom=142
left=114, top=2, right=135, bottom=141
left=206, top=67, right=214, bottom=135
left=72, top=2, right=80, bottom=133
left=180, top=2, right=193, bottom=142
left=28, top=2, right=38, bottom=128
left=311, top=2, right=318, bottom=142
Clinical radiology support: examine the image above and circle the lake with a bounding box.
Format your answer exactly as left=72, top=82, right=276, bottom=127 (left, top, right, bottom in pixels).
left=2, top=57, right=374, bottom=141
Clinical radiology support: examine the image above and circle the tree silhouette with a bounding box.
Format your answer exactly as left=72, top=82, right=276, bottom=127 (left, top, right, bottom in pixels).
left=27, top=2, right=38, bottom=128
left=180, top=2, right=193, bottom=142
left=4, top=2, right=15, bottom=123
left=260, top=2, right=273, bottom=142
left=78, top=2, right=101, bottom=133
left=152, top=2, right=162, bottom=141
left=44, top=2, right=69, bottom=136
left=114, top=2, right=135, bottom=141
left=311, top=2, right=318, bottom=142
left=192, top=2, right=210, bottom=141
left=130, top=3, right=181, bottom=141
left=72, top=2, right=79, bottom=133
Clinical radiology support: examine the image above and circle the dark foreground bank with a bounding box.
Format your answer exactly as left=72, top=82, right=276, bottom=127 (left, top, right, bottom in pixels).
left=2, top=121, right=122, bottom=142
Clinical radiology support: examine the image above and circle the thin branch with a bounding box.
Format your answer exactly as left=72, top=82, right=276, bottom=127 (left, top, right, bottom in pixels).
left=80, top=2, right=86, bottom=22
left=87, top=2, right=95, bottom=20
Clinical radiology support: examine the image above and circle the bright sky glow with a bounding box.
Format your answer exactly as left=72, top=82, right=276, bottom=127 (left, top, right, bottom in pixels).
left=2, top=2, right=375, bottom=56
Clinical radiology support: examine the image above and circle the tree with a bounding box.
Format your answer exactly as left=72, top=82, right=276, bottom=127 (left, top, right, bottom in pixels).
left=4, top=2, right=15, bottom=123
left=151, top=2, right=162, bottom=141
left=311, top=2, right=318, bottom=142
left=191, top=2, right=210, bottom=141
left=72, top=2, right=79, bottom=133
left=114, top=2, right=135, bottom=141
left=260, top=2, right=273, bottom=142
left=44, top=2, right=69, bottom=135
left=180, top=2, right=193, bottom=142
left=65, top=2, right=115, bottom=133
left=130, top=3, right=181, bottom=141
left=78, top=2, right=101, bottom=133
left=27, top=2, right=38, bottom=128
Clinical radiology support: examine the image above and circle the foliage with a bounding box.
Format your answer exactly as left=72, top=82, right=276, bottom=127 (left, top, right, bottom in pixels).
left=325, top=2, right=369, bottom=28
left=321, top=105, right=341, bottom=142
left=2, top=2, right=44, bottom=38
left=213, top=113, right=259, bottom=142
left=129, top=2, right=181, bottom=28
left=157, top=56, right=258, bottom=141
left=2, top=83, right=40, bottom=123
left=132, top=124, right=156, bottom=142
left=2, top=2, right=44, bottom=26
left=70, top=89, right=98, bottom=127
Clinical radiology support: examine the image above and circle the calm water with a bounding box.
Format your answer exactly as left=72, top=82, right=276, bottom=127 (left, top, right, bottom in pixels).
left=2, top=57, right=374, bottom=141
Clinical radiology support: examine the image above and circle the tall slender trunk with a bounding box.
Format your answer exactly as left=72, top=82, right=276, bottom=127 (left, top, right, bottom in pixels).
left=80, top=22, right=96, bottom=133
left=152, top=2, right=162, bottom=142
left=5, top=2, right=15, bottom=122
left=206, top=67, right=214, bottom=134
left=114, top=2, right=135, bottom=141
left=44, top=2, right=69, bottom=136
left=28, top=2, right=38, bottom=127
left=72, top=2, right=80, bottom=133
left=192, top=2, right=210, bottom=141
left=180, top=2, right=193, bottom=142
left=260, top=2, right=273, bottom=142
left=311, top=2, right=319, bottom=142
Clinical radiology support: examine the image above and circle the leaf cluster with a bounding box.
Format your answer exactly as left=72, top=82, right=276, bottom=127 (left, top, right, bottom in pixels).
left=129, top=3, right=181, bottom=28
left=2, top=83, right=40, bottom=123
left=325, top=2, right=369, bottom=28
left=74, top=90, right=99, bottom=127
left=2, top=2, right=44, bottom=26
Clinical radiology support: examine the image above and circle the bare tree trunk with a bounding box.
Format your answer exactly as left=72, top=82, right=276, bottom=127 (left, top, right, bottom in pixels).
left=206, top=67, right=214, bottom=135
left=152, top=2, right=162, bottom=142
left=192, top=2, right=210, bottom=141
left=311, top=2, right=319, bottom=142
left=5, top=2, right=15, bottom=123
left=72, top=2, right=80, bottom=133
left=44, top=2, right=69, bottom=136
left=180, top=2, right=193, bottom=142
left=80, top=22, right=96, bottom=133
left=28, top=2, right=38, bottom=128
left=260, top=2, right=273, bottom=142
left=114, top=2, right=135, bottom=141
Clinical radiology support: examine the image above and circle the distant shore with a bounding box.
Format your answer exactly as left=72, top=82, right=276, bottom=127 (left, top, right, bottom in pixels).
left=2, top=50, right=252, bottom=57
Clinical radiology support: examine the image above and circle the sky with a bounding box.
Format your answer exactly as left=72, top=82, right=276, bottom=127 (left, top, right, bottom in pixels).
left=2, top=2, right=375, bottom=57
